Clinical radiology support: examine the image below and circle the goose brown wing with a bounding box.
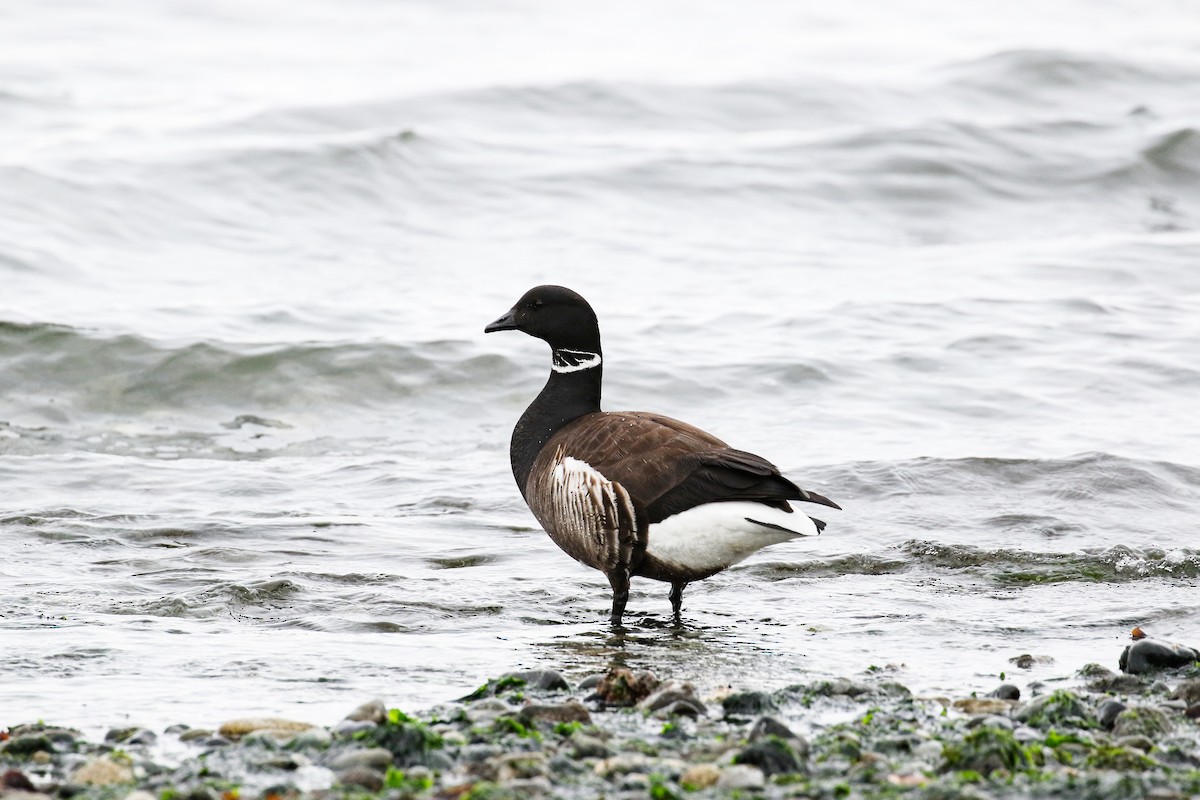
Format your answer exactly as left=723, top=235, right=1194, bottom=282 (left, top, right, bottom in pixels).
left=544, top=411, right=840, bottom=526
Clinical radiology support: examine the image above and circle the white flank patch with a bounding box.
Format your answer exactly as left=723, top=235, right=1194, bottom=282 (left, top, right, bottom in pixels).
left=646, top=501, right=818, bottom=575
left=552, top=348, right=602, bottom=373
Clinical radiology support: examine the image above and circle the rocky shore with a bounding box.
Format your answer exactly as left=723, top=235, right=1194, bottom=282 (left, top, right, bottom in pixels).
left=4, top=637, right=1200, bottom=800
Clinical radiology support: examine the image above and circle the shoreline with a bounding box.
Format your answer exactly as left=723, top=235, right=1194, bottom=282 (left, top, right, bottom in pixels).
left=4, top=640, right=1200, bottom=800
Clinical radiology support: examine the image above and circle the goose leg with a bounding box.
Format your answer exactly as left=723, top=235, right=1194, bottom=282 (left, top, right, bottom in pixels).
left=607, top=568, right=630, bottom=627
left=669, top=581, right=687, bottom=625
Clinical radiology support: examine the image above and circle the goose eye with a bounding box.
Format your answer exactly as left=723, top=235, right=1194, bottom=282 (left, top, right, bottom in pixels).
left=530, top=299, right=545, bottom=309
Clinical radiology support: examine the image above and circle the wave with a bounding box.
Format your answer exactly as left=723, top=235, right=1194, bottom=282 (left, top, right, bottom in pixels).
left=757, top=540, right=1200, bottom=585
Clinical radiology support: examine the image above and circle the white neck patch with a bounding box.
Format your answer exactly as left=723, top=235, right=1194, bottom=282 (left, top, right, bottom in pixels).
left=552, top=348, right=602, bottom=373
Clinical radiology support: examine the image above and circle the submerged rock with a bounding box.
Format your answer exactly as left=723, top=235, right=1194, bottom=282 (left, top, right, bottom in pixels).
left=1120, top=638, right=1200, bottom=674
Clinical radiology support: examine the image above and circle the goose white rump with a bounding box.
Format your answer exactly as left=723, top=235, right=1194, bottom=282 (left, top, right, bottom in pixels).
left=646, top=502, right=819, bottom=575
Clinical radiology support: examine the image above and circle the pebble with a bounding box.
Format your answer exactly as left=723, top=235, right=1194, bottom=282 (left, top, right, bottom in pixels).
left=591, top=668, right=659, bottom=706
left=332, top=719, right=375, bottom=738
left=217, top=718, right=314, bottom=740
left=494, top=752, right=547, bottom=781
left=70, top=757, right=134, bottom=786
left=1097, top=699, right=1128, bottom=730
left=328, top=747, right=394, bottom=772
left=1170, top=679, right=1200, bottom=705
left=654, top=699, right=706, bottom=719
left=721, top=690, right=776, bottom=716
left=105, top=728, right=157, bottom=746
left=637, top=680, right=703, bottom=713
left=501, top=669, right=569, bottom=693
left=966, top=715, right=1014, bottom=731
left=679, top=763, right=720, bottom=790
left=594, top=753, right=650, bottom=778
left=717, top=764, right=766, bottom=790
left=952, top=698, right=1011, bottom=715
left=750, top=715, right=798, bottom=741
left=987, top=684, right=1021, bottom=700
left=343, top=699, right=387, bottom=725
left=569, top=733, right=613, bottom=760
left=736, top=737, right=802, bottom=776
left=335, top=766, right=384, bottom=792
left=518, top=700, right=591, bottom=725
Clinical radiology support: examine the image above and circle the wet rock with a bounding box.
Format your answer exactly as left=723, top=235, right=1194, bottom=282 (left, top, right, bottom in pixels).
left=679, top=763, right=720, bottom=790
left=178, top=729, right=212, bottom=742
left=952, top=698, right=1011, bottom=715
left=943, top=726, right=1031, bottom=773
left=286, top=727, right=331, bottom=749
left=328, top=747, right=394, bottom=772
left=2, top=736, right=55, bottom=757
left=333, top=719, right=375, bottom=738
left=466, top=698, right=512, bottom=725
left=336, top=766, right=384, bottom=792
left=1170, top=679, right=1200, bottom=705
left=1014, top=690, right=1087, bottom=729
left=577, top=674, right=604, bottom=691
left=721, top=690, right=775, bottom=717
left=1009, top=654, right=1043, bottom=670
left=802, top=678, right=873, bottom=697
left=594, top=753, right=651, bottom=778
left=966, top=715, right=1014, bottom=731
left=69, top=757, right=133, bottom=786
left=1089, top=672, right=1150, bottom=693
left=502, top=777, right=551, bottom=795
left=717, top=764, right=766, bottom=790
left=638, top=680, right=705, bottom=715
left=502, top=670, right=569, bottom=693
left=217, top=718, right=314, bottom=740
left=494, top=752, right=547, bottom=781
left=736, top=737, right=803, bottom=776
left=344, top=699, right=387, bottom=725
left=104, top=727, right=156, bottom=746
left=591, top=668, right=659, bottom=706
left=1112, top=706, right=1173, bottom=739
left=1186, top=703, right=1200, bottom=720
left=988, top=684, right=1021, bottom=701
left=653, top=699, right=706, bottom=719
left=2, top=770, right=37, bottom=791
left=1096, top=699, right=1128, bottom=731
left=569, top=733, right=613, bottom=760
left=1116, top=735, right=1156, bottom=753
left=750, top=716, right=798, bottom=742
left=1120, top=639, right=1200, bottom=674
left=518, top=700, right=591, bottom=725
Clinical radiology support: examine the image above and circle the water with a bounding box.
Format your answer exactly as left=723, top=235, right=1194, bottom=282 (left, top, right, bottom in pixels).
left=3, top=0, right=1200, bottom=733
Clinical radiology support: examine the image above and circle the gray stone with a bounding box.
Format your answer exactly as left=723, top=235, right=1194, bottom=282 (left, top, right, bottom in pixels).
left=578, top=674, right=604, bottom=690
left=518, top=700, right=591, bottom=725
left=1097, top=699, right=1128, bottom=731
left=104, top=727, right=157, bottom=746
left=750, top=715, right=798, bottom=741
left=501, top=670, right=569, bottom=693
left=1170, top=679, right=1200, bottom=705
left=570, top=733, right=613, bottom=760
left=653, top=699, right=706, bottom=719
left=736, top=738, right=803, bottom=776
left=722, top=690, right=775, bottom=716
left=967, top=715, right=1014, bottom=731
left=328, top=747, right=394, bottom=772
left=987, top=684, right=1021, bottom=701
left=344, top=699, right=387, bottom=725
left=333, top=719, right=376, bottom=738
left=717, top=764, right=766, bottom=790
left=336, top=766, right=384, bottom=792
left=1112, top=706, right=1172, bottom=739
left=1115, top=735, right=1156, bottom=753
left=178, top=729, right=212, bottom=743
left=638, top=681, right=704, bottom=714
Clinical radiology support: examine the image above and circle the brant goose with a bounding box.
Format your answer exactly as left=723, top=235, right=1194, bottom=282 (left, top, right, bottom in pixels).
left=485, top=285, right=839, bottom=626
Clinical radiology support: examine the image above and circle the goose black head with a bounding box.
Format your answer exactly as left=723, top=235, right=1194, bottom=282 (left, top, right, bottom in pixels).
left=484, top=285, right=601, bottom=353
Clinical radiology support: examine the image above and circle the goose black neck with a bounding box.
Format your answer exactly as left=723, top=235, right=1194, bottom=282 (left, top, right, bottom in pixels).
left=510, top=347, right=603, bottom=495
